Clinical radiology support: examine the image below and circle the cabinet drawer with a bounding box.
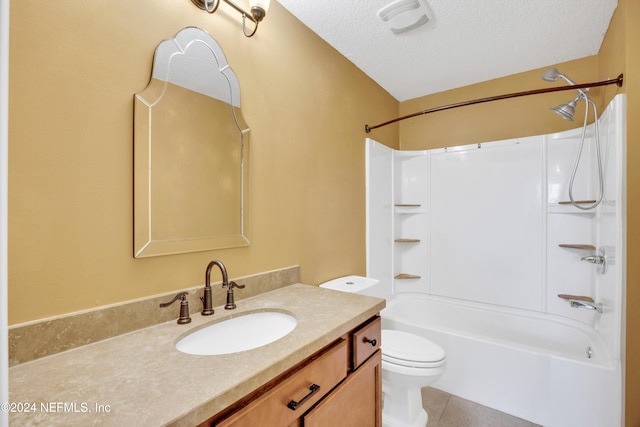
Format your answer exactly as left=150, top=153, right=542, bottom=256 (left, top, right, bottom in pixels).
left=215, top=339, right=348, bottom=427
left=352, top=316, right=381, bottom=369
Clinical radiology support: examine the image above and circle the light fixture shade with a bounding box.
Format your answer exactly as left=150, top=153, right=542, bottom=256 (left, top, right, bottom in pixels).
left=250, top=0, right=270, bottom=13
left=249, top=0, right=270, bottom=22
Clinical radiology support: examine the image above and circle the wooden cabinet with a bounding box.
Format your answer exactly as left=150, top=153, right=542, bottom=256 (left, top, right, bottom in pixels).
left=204, top=316, right=382, bottom=427
left=304, top=351, right=381, bottom=427
left=351, top=316, right=381, bottom=369
left=215, top=340, right=348, bottom=427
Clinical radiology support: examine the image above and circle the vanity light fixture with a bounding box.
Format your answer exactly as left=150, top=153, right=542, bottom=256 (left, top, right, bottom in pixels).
left=191, top=0, right=270, bottom=37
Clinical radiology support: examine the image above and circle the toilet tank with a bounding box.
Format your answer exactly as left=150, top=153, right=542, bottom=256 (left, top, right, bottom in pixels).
left=319, top=275, right=390, bottom=299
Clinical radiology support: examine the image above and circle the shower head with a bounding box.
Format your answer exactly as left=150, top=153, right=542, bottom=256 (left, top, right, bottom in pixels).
left=541, top=68, right=561, bottom=82
left=541, top=67, right=578, bottom=85
left=542, top=68, right=589, bottom=121
left=550, top=97, right=579, bottom=122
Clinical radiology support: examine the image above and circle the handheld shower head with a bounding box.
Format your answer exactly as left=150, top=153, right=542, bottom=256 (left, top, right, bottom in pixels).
left=541, top=68, right=605, bottom=211
left=541, top=67, right=578, bottom=85
left=541, top=67, right=561, bottom=82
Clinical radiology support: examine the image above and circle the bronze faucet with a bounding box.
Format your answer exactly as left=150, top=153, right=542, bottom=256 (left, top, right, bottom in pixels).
left=201, top=260, right=245, bottom=315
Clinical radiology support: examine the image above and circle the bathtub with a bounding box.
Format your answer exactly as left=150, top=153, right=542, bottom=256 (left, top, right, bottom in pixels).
left=381, top=293, right=622, bottom=427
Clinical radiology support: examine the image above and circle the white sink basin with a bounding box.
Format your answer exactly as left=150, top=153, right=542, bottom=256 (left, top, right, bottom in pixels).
left=175, top=311, right=297, bottom=355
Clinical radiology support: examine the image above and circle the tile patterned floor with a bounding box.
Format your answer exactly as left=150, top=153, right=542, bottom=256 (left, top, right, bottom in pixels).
left=422, top=388, right=542, bottom=427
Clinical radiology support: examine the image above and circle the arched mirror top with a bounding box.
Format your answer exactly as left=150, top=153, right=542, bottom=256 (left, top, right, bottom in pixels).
left=151, top=27, right=242, bottom=107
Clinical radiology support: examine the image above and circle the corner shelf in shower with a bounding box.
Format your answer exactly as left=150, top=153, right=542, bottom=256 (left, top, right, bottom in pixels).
left=547, top=203, right=598, bottom=214
left=395, top=273, right=421, bottom=280
left=558, top=200, right=597, bottom=205
left=557, top=294, right=595, bottom=303
left=558, top=244, right=596, bottom=250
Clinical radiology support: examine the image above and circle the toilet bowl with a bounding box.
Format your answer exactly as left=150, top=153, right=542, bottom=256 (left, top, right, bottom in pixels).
left=319, top=276, right=447, bottom=427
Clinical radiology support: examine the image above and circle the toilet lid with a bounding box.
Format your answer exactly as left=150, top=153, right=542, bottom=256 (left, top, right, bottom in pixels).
left=381, top=330, right=445, bottom=367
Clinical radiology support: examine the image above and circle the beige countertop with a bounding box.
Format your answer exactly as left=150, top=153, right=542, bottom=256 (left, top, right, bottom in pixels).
left=9, top=284, right=385, bottom=426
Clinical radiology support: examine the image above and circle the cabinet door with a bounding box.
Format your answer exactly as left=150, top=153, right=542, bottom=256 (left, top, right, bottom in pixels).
left=303, top=350, right=382, bottom=427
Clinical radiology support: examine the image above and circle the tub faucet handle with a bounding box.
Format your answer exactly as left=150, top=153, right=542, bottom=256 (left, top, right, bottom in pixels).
left=581, top=255, right=604, bottom=264
left=580, top=247, right=608, bottom=274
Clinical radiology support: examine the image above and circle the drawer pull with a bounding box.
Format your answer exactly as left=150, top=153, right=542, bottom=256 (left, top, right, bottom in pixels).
left=364, top=337, right=377, bottom=347
left=287, top=383, right=320, bottom=410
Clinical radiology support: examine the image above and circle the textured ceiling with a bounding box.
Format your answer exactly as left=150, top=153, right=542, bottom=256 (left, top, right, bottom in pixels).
left=277, top=0, right=618, bottom=101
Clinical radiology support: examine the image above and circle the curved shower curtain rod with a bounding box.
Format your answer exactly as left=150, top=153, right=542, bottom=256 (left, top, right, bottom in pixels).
left=364, top=74, right=624, bottom=133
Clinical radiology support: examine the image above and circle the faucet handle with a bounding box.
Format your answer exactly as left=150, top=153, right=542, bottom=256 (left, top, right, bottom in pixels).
left=223, top=281, right=245, bottom=310
left=160, top=292, right=192, bottom=324
left=159, top=291, right=188, bottom=307
left=223, top=281, right=245, bottom=289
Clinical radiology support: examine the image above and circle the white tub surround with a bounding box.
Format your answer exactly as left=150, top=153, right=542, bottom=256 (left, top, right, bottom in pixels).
left=366, top=94, right=626, bottom=427
left=383, top=294, right=618, bottom=426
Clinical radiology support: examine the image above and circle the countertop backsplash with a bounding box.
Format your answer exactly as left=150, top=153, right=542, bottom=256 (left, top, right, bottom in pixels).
left=8, top=266, right=300, bottom=366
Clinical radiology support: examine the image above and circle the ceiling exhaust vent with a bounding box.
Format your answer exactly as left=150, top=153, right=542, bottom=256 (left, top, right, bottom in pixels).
left=377, top=0, right=430, bottom=34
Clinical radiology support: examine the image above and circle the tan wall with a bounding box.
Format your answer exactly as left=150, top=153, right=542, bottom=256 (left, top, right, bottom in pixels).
left=10, top=1, right=639, bottom=423
left=398, top=56, right=601, bottom=150
left=7, top=1, right=399, bottom=324
left=396, top=3, right=639, bottom=425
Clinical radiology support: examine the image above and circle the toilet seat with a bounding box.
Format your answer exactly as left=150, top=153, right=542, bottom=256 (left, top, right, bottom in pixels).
left=381, top=329, right=446, bottom=368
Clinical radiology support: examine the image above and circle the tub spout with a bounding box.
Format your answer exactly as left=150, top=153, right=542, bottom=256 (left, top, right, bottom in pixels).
left=570, top=299, right=603, bottom=313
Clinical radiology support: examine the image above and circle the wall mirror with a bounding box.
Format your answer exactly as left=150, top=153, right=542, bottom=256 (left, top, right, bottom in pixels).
left=134, top=27, right=250, bottom=258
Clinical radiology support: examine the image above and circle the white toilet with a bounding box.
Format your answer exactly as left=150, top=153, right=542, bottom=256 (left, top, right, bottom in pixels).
left=320, top=276, right=446, bottom=427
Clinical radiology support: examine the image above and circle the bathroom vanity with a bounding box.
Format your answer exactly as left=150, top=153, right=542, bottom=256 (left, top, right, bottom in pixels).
left=206, top=316, right=382, bottom=426
left=8, top=284, right=384, bottom=426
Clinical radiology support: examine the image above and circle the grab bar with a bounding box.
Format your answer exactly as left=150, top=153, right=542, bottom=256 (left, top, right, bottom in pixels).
left=569, top=299, right=603, bottom=313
